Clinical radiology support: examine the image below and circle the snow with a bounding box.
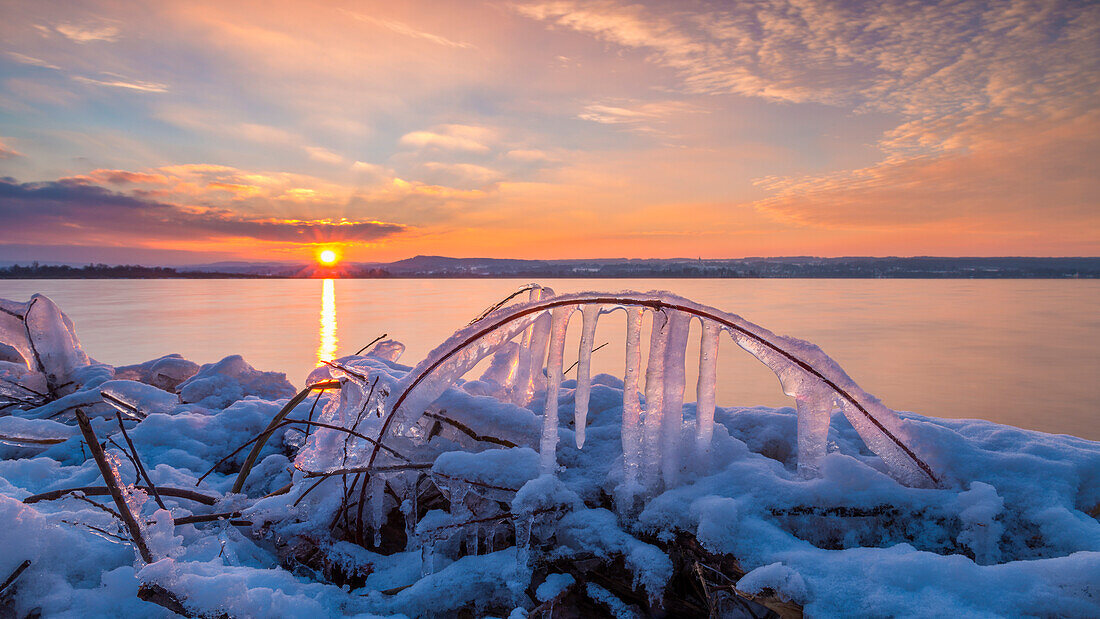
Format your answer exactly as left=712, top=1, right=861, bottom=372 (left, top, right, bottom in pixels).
left=1, top=292, right=1098, bottom=617
left=535, top=572, right=574, bottom=602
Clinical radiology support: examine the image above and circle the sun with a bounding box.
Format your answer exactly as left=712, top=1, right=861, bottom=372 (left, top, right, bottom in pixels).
left=318, top=249, right=338, bottom=266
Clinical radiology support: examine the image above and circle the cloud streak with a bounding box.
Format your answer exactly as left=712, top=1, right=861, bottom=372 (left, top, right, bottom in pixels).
left=0, top=177, right=407, bottom=246
left=344, top=12, right=474, bottom=49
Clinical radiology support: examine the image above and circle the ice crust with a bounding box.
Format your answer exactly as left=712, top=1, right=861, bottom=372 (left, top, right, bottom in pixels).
left=1, top=292, right=1098, bottom=617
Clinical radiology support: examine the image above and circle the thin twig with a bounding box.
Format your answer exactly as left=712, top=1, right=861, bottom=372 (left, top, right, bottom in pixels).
left=322, top=360, right=368, bottom=381
left=199, top=417, right=408, bottom=486
left=100, top=392, right=147, bottom=420
left=75, top=409, right=154, bottom=563
left=300, top=463, right=433, bottom=478
left=292, top=475, right=331, bottom=507
left=302, top=388, right=326, bottom=442
left=59, top=519, right=131, bottom=544
left=168, top=512, right=244, bottom=526
left=67, top=491, right=124, bottom=520
left=0, top=560, right=31, bottom=596
left=114, top=411, right=166, bottom=510
left=230, top=379, right=341, bottom=494
left=423, top=411, right=517, bottom=448
left=0, top=377, right=47, bottom=398
left=564, top=342, right=609, bottom=374
left=355, top=333, right=388, bottom=356
left=106, top=436, right=142, bottom=485
left=467, top=284, right=541, bottom=326
left=24, top=485, right=218, bottom=506
left=0, top=433, right=67, bottom=445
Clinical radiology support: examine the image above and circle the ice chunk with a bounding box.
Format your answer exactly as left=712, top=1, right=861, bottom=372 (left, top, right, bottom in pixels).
left=694, top=321, right=719, bottom=462
left=366, top=339, right=406, bottom=363
left=0, top=342, right=27, bottom=367
left=540, top=306, right=573, bottom=474
left=479, top=341, right=520, bottom=389
left=114, top=354, right=200, bottom=392
left=0, top=301, right=35, bottom=372
left=22, top=295, right=90, bottom=393
left=573, top=304, right=601, bottom=448
left=99, top=380, right=181, bottom=417
left=0, top=361, right=47, bottom=404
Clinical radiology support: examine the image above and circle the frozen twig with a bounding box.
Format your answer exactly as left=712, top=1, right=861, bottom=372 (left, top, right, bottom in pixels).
left=113, top=411, right=166, bottom=510
left=24, top=485, right=219, bottom=506
left=230, top=379, right=341, bottom=494
left=75, top=409, right=154, bottom=563
left=354, top=333, right=388, bottom=356
left=0, top=560, right=30, bottom=597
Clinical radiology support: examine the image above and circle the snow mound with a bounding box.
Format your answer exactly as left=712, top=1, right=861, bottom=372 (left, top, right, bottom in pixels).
left=177, top=355, right=295, bottom=409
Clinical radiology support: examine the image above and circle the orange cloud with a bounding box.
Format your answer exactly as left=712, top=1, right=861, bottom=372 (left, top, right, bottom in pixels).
left=754, top=113, right=1100, bottom=236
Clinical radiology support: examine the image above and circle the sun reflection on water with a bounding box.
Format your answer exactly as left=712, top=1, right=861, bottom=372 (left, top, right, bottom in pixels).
left=317, top=278, right=337, bottom=365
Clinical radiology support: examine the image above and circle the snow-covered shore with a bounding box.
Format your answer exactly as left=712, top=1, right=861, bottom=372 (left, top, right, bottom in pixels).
left=1, top=293, right=1098, bottom=617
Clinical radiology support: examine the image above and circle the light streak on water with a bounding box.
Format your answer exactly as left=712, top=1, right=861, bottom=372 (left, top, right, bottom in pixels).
left=317, top=278, right=338, bottom=365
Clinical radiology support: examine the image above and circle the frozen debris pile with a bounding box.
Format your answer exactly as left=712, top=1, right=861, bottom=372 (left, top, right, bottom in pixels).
left=1, top=291, right=1098, bottom=617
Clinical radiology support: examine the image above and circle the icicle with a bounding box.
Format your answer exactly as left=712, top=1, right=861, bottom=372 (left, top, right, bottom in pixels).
left=620, top=308, right=644, bottom=493
left=515, top=516, right=533, bottom=568
left=486, top=525, right=497, bottom=554
left=468, top=524, right=479, bottom=556
left=514, top=313, right=551, bottom=406
left=403, top=474, right=420, bottom=550
left=371, top=475, right=386, bottom=546
left=642, top=310, right=669, bottom=489
left=421, top=540, right=435, bottom=576
left=660, top=312, right=690, bottom=487
left=511, top=288, right=554, bottom=406
left=508, top=289, right=539, bottom=404
left=796, top=388, right=833, bottom=476
left=450, top=480, right=469, bottom=515
left=694, top=321, right=720, bottom=462
left=540, top=306, right=573, bottom=474
left=573, top=304, right=601, bottom=448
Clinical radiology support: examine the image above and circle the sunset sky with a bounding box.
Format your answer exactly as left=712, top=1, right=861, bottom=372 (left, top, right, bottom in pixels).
left=0, top=0, right=1097, bottom=264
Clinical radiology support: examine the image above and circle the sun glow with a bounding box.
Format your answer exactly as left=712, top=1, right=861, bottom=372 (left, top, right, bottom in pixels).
left=318, top=249, right=338, bottom=266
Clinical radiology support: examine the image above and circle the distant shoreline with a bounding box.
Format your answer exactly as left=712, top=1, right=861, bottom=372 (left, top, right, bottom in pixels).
left=2, top=274, right=1096, bottom=280
left=2, top=256, right=1097, bottom=279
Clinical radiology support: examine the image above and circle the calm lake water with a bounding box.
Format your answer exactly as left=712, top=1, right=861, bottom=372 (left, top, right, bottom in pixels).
left=1, top=278, right=1097, bottom=440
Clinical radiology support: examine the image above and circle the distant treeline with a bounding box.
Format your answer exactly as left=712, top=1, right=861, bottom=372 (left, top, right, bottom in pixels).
left=0, top=263, right=262, bottom=279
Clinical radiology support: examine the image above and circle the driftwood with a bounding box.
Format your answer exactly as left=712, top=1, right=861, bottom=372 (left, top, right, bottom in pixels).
left=138, top=583, right=232, bottom=618
left=74, top=409, right=154, bottom=563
